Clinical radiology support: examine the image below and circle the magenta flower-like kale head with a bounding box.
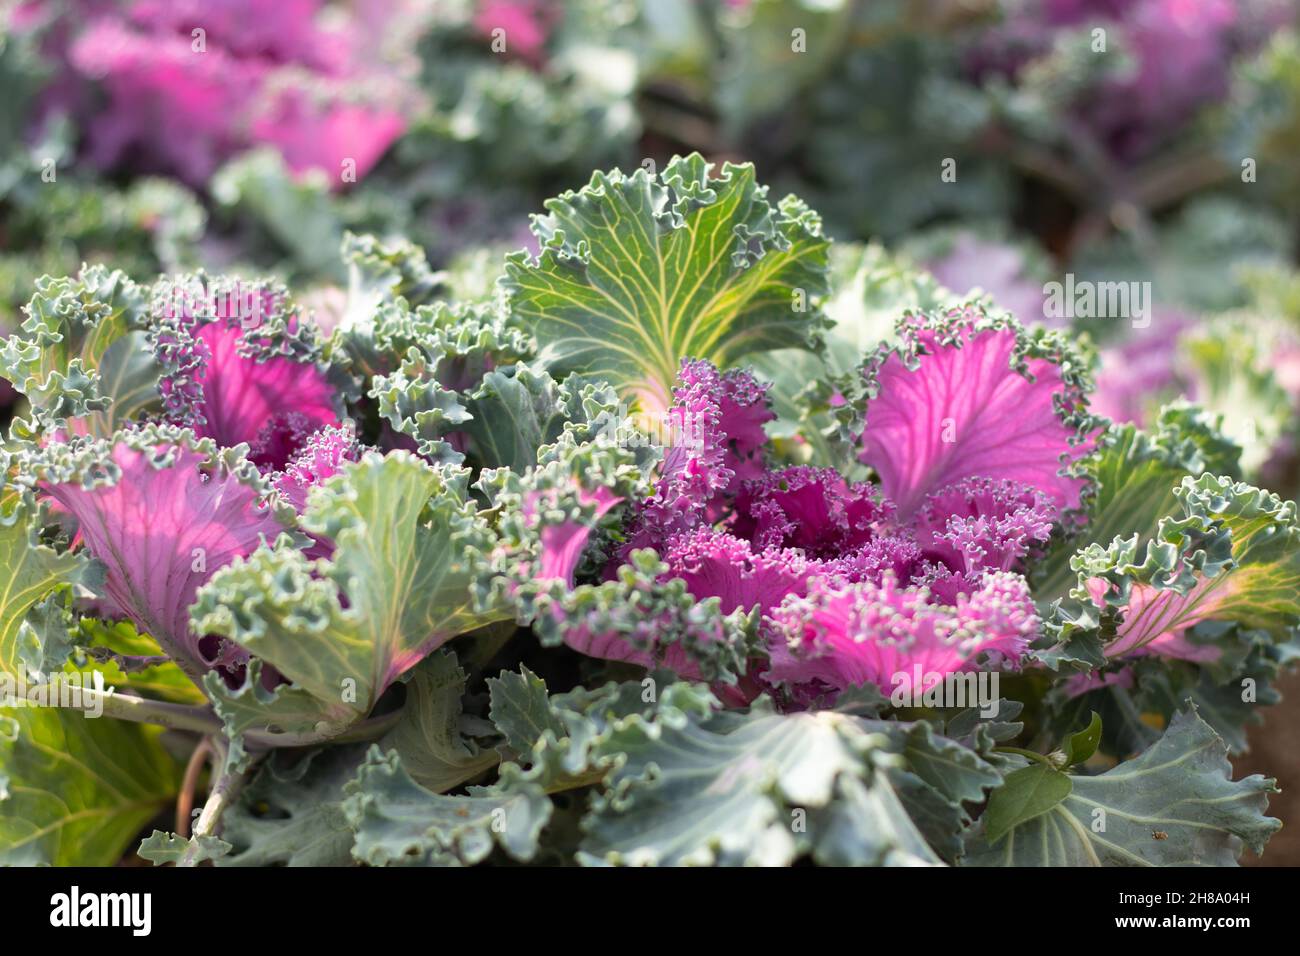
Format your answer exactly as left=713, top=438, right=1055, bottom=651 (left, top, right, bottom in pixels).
left=546, top=309, right=1098, bottom=700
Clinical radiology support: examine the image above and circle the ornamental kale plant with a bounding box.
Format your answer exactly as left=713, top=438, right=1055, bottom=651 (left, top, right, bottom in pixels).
left=13, top=0, right=412, bottom=187
left=0, top=155, right=1292, bottom=867
left=963, top=0, right=1284, bottom=165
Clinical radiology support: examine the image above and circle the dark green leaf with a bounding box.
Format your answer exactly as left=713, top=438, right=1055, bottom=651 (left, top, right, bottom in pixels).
left=983, top=763, right=1073, bottom=844
left=1064, top=712, right=1103, bottom=766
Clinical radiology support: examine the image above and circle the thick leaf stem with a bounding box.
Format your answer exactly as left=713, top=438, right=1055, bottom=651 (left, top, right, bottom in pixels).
left=58, top=686, right=225, bottom=736
left=244, top=708, right=404, bottom=750
left=42, top=685, right=402, bottom=748
left=177, top=743, right=246, bottom=867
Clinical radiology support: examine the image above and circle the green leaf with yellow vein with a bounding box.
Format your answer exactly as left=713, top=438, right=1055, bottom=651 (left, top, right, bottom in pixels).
left=1052, top=474, right=1300, bottom=663
left=0, top=706, right=180, bottom=865
left=0, top=496, right=85, bottom=680
left=1034, top=405, right=1241, bottom=602
left=503, top=152, right=830, bottom=409
left=1175, top=476, right=1300, bottom=636
left=193, top=452, right=511, bottom=724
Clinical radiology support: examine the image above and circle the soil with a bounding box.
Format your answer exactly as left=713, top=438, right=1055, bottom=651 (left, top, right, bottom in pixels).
left=1237, top=669, right=1300, bottom=866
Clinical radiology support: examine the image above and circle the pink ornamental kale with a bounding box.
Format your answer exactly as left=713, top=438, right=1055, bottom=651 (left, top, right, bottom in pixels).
left=1089, top=311, right=1196, bottom=426
left=546, top=307, right=1099, bottom=701
left=620, top=358, right=774, bottom=554
left=270, top=423, right=363, bottom=560
left=473, top=0, right=557, bottom=64
left=527, top=484, right=623, bottom=588
left=922, top=233, right=1054, bottom=329
left=858, top=308, right=1095, bottom=519
left=658, top=526, right=816, bottom=618
left=766, top=572, right=1039, bottom=696
left=22, top=0, right=409, bottom=186
left=731, top=466, right=885, bottom=558
left=34, top=430, right=292, bottom=686
left=966, top=0, right=1284, bottom=162
left=272, top=423, right=362, bottom=513
left=910, top=477, right=1058, bottom=602
left=152, top=282, right=340, bottom=470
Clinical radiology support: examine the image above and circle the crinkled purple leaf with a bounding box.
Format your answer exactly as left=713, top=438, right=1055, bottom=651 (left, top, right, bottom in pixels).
left=767, top=571, right=1040, bottom=697
left=858, top=307, right=1098, bottom=520
left=31, top=426, right=294, bottom=687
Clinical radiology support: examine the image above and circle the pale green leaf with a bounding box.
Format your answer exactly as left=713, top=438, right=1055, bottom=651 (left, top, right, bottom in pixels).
left=137, top=830, right=231, bottom=865
left=487, top=665, right=565, bottom=758
left=964, top=708, right=1280, bottom=866
left=220, top=746, right=366, bottom=867
left=1064, top=712, right=1104, bottom=766
left=193, top=452, right=511, bottom=722
left=339, top=231, right=445, bottom=332
left=810, top=773, right=943, bottom=867
left=380, top=651, right=499, bottom=794
left=204, top=663, right=347, bottom=773
left=578, top=704, right=934, bottom=867
left=344, top=749, right=551, bottom=866
left=893, top=720, right=1004, bottom=807
left=0, top=497, right=84, bottom=680
left=982, top=763, right=1074, bottom=844
left=0, top=265, right=156, bottom=436
left=210, top=149, right=344, bottom=276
